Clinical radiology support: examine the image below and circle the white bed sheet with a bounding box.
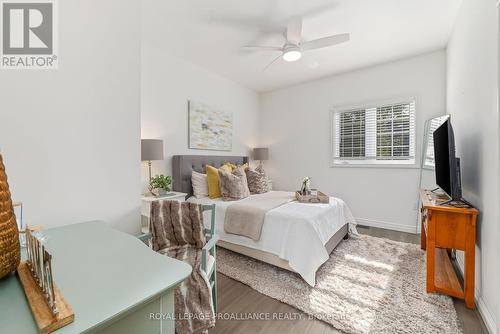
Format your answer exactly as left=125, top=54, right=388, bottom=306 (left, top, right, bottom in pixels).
left=188, top=191, right=357, bottom=286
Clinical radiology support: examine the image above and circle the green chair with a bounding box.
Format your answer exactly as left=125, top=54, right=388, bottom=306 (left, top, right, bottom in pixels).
left=200, top=204, right=218, bottom=313
left=138, top=203, right=218, bottom=313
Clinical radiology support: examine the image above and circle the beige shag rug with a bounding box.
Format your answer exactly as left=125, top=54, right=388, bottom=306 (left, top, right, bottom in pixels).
left=217, top=234, right=462, bottom=334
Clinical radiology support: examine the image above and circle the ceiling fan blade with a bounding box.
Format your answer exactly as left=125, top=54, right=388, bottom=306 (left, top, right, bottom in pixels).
left=263, top=54, right=283, bottom=71
left=242, top=45, right=283, bottom=51
left=286, top=16, right=302, bottom=45
left=302, top=33, right=350, bottom=51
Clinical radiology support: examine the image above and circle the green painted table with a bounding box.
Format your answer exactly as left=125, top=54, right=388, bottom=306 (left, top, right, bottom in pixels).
left=0, top=221, right=191, bottom=333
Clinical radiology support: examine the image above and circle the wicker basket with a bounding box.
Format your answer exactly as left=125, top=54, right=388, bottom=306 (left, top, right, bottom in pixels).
left=0, top=154, right=20, bottom=279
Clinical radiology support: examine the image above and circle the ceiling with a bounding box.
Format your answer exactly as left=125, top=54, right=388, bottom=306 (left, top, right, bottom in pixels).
left=142, top=0, right=462, bottom=93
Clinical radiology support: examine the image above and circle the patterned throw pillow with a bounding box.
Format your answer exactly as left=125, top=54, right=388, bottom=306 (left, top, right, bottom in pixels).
left=246, top=166, right=271, bottom=194
left=218, top=166, right=250, bottom=201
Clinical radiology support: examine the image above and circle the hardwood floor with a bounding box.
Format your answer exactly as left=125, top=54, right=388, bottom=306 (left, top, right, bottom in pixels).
left=210, top=225, right=487, bottom=334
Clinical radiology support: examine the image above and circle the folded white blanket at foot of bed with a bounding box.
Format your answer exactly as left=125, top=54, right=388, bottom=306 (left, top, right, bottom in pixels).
left=190, top=193, right=357, bottom=286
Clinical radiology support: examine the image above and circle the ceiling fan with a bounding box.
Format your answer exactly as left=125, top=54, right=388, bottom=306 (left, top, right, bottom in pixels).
left=243, top=16, right=350, bottom=70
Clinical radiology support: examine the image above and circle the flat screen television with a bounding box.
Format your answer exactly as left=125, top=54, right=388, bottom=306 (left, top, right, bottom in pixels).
left=433, top=119, right=462, bottom=201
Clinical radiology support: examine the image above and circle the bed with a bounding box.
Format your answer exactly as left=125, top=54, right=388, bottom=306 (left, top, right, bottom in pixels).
left=172, top=155, right=356, bottom=286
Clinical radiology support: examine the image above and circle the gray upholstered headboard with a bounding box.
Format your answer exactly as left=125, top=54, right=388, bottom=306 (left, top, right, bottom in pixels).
left=172, top=155, right=249, bottom=197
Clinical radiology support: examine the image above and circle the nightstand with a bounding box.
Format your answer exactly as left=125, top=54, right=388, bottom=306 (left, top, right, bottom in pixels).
left=141, top=192, right=187, bottom=233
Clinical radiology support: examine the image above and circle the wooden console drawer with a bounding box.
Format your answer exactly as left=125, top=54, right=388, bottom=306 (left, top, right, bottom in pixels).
left=432, top=211, right=466, bottom=250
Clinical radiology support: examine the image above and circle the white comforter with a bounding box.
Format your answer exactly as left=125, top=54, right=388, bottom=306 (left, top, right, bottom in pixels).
left=188, top=191, right=357, bottom=286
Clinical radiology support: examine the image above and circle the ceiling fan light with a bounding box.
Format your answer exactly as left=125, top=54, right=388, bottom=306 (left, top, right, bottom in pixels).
left=283, top=50, right=302, bottom=62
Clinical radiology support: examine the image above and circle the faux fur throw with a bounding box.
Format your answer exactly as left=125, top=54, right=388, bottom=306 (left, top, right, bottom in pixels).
left=150, top=200, right=215, bottom=334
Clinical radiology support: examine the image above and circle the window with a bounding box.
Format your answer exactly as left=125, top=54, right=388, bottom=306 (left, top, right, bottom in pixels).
left=332, top=100, right=415, bottom=166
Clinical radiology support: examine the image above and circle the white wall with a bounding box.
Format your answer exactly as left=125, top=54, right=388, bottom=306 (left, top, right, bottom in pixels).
left=0, top=0, right=141, bottom=234
left=259, top=51, right=446, bottom=233
left=446, top=0, right=499, bottom=332
left=140, top=46, right=260, bottom=192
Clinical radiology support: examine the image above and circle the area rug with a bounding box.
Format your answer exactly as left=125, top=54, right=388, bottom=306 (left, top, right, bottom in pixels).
left=217, top=234, right=462, bottom=334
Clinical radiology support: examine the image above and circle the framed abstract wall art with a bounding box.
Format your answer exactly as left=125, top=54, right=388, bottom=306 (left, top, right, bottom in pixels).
left=188, top=101, right=233, bottom=151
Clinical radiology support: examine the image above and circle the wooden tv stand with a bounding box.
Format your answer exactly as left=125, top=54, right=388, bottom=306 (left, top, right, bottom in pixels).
left=420, top=189, right=478, bottom=308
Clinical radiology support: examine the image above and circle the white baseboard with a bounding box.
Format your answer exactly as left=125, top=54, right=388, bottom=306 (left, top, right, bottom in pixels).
left=477, top=297, right=497, bottom=334
left=455, top=255, right=498, bottom=334
left=355, top=217, right=418, bottom=234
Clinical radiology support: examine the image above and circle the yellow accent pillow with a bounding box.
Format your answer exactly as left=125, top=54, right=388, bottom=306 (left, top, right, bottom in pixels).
left=206, top=164, right=232, bottom=198
left=225, top=162, right=249, bottom=171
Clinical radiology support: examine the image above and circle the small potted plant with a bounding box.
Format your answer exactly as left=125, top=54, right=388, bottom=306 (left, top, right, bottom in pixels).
left=301, top=177, right=311, bottom=195
left=149, top=174, right=172, bottom=196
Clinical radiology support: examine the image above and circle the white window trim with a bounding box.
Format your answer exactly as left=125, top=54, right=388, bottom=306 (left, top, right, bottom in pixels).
left=330, top=97, right=418, bottom=168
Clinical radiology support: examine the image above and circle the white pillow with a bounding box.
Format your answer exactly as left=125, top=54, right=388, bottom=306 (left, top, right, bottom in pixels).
left=191, top=171, right=209, bottom=198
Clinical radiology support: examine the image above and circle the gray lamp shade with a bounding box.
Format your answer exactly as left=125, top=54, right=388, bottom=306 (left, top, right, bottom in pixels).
left=141, top=139, right=164, bottom=161
left=253, top=147, right=269, bottom=161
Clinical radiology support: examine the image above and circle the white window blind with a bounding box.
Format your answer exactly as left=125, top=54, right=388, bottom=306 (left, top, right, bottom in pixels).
left=333, top=100, right=416, bottom=165
left=337, top=109, right=366, bottom=158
